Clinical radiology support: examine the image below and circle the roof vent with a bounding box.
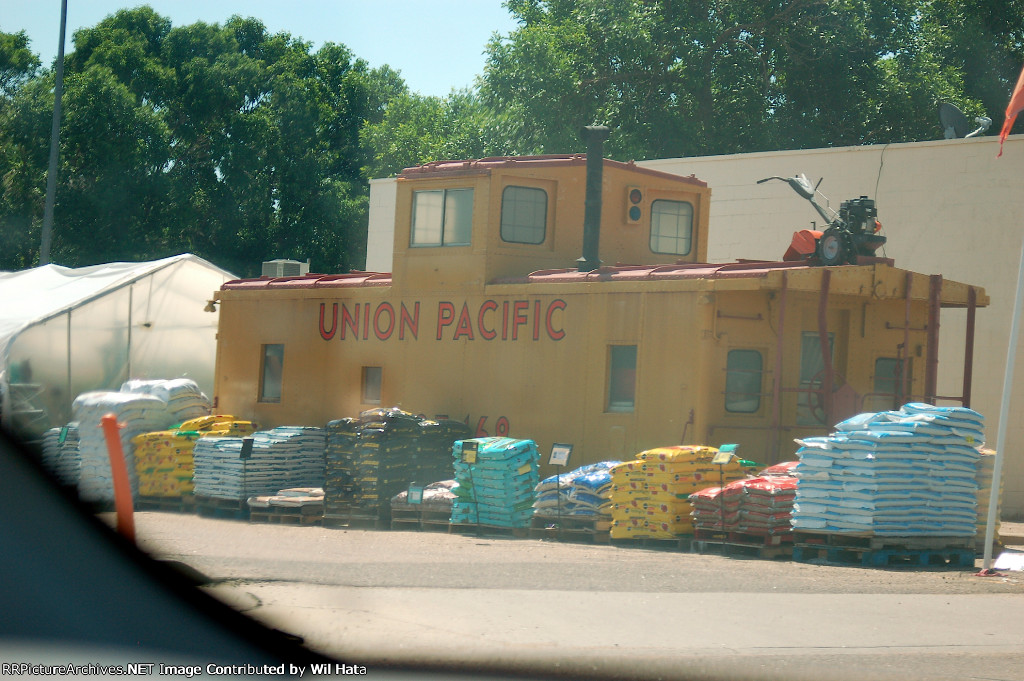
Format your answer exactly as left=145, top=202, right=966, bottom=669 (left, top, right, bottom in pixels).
left=262, top=259, right=310, bottom=277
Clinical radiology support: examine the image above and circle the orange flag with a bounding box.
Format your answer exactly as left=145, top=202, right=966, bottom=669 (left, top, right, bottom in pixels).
left=999, top=63, right=1024, bottom=157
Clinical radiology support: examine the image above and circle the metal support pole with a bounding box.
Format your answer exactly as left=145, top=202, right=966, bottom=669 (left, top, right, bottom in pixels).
left=983, top=240, right=1024, bottom=570
left=962, top=287, right=977, bottom=408
left=770, top=273, right=788, bottom=463
left=903, top=272, right=913, bottom=402
left=925, top=275, right=942, bottom=404
left=818, top=270, right=833, bottom=426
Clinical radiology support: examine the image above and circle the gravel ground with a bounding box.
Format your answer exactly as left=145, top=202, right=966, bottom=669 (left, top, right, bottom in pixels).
left=127, top=512, right=1024, bottom=595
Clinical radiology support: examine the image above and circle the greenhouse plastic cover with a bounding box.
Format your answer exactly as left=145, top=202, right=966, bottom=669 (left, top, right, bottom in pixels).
left=0, top=254, right=235, bottom=436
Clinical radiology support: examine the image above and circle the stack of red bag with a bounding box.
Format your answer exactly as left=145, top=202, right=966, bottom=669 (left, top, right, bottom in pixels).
left=689, top=461, right=798, bottom=536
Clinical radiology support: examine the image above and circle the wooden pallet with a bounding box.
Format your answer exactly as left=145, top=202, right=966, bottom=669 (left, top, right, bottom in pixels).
left=448, top=522, right=529, bottom=538
left=694, top=528, right=794, bottom=546
left=693, top=539, right=792, bottom=560
left=323, top=501, right=355, bottom=518
left=249, top=508, right=323, bottom=526
left=195, top=495, right=249, bottom=520
left=529, top=515, right=611, bottom=544
left=609, top=535, right=692, bottom=551
left=389, top=507, right=453, bottom=531
left=389, top=508, right=422, bottom=530
left=322, top=509, right=387, bottom=530
left=793, top=530, right=973, bottom=552
left=792, top=543, right=976, bottom=568
left=136, top=495, right=197, bottom=513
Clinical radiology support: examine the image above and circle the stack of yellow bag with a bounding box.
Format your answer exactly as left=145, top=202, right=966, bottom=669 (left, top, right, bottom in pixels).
left=177, top=414, right=258, bottom=437
left=609, top=445, right=749, bottom=540
left=133, top=430, right=202, bottom=498
left=133, top=415, right=257, bottom=498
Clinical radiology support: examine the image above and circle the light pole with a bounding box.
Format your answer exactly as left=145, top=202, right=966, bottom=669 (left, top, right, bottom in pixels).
left=39, top=0, right=68, bottom=265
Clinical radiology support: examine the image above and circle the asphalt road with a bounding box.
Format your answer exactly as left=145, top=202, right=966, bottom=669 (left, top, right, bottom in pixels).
left=130, top=512, right=1024, bottom=681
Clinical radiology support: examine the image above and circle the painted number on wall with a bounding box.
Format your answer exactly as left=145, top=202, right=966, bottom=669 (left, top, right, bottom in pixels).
left=435, top=415, right=511, bottom=437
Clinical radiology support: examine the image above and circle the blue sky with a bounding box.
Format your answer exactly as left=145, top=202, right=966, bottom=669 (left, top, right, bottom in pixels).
left=3, top=1, right=519, bottom=98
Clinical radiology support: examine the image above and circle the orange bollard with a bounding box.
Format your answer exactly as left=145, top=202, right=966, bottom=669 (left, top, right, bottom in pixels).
left=100, top=413, right=135, bottom=542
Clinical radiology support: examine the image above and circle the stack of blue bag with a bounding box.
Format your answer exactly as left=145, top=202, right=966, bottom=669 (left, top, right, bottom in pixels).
left=192, top=426, right=326, bottom=501
left=792, top=403, right=984, bottom=536
left=533, top=461, right=618, bottom=517
left=450, top=437, right=539, bottom=528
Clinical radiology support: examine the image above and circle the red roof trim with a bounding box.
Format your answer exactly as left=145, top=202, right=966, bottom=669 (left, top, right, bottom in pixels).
left=220, top=260, right=887, bottom=291
left=221, top=271, right=392, bottom=291
left=494, top=260, right=815, bottom=284
left=398, top=155, right=707, bottom=187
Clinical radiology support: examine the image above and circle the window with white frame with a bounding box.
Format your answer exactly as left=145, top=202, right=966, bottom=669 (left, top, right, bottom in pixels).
left=411, top=188, right=473, bottom=246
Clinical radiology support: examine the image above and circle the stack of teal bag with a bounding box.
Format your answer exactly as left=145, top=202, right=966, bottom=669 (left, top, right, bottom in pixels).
left=451, top=437, right=539, bottom=528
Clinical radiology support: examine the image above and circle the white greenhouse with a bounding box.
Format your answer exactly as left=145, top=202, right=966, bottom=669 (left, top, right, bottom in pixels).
left=0, top=254, right=235, bottom=440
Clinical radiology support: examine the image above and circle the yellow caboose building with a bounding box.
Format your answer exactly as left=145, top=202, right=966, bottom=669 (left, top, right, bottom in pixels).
left=211, top=147, right=986, bottom=472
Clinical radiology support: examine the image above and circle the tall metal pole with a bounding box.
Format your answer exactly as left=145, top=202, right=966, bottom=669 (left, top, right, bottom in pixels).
left=39, top=0, right=68, bottom=265
left=982, top=238, right=1024, bottom=570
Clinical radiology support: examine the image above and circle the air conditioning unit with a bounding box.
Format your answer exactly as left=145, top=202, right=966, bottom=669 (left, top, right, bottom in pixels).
left=262, top=259, right=310, bottom=277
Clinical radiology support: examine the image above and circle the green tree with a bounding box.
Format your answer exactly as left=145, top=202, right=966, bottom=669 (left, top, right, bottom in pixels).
left=362, top=88, right=513, bottom=178
left=481, top=0, right=1024, bottom=159
left=0, top=30, right=43, bottom=269
left=0, top=30, right=39, bottom=98
left=52, top=63, right=171, bottom=264
left=0, top=8, right=405, bottom=274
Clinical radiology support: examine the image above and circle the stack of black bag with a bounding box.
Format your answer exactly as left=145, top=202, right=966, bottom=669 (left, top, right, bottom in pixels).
left=324, top=408, right=472, bottom=521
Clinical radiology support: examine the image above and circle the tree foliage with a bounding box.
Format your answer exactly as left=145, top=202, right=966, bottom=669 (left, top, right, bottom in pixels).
left=480, top=0, right=1024, bottom=159
left=2, top=2, right=1023, bottom=273
left=0, top=9, right=401, bottom=274
left=361, top=88, right=516, bottom=178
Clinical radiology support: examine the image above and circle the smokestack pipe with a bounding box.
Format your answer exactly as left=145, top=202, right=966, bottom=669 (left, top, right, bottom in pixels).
left=578, top=125, right=611, bottom=272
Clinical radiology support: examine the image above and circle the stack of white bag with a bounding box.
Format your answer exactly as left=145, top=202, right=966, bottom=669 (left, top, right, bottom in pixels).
left=73, top=392, right=176, bottom=503
left=120, top=378, right=211, bottom=423
left=41, top=422, right=81, bottom=487
left=72, top=379, right=213, bottom=503
left=192, top=426, right=326, bottom=501
left=792, top=403, right=984, bottom=536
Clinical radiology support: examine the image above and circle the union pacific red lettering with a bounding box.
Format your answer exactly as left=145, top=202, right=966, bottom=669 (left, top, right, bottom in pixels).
left=399, top=302, right=419, bottom=340
left=532, top=300, right=541, bottom=340
left=502, top=301, right=509, bottom=340
left=437, top=302, right=456, bottom=340
left=340, top=303, right=359, bottom=340
left=546, top=299, right=567, bottom=340
left=453, top=303, right=475, bottom=340
left=374, top=302, right=395, bottom=340
left=362, top=302, right=370, bottom=340
left=511, top=300, right=529, bottom=340
left=478, top=300, right=497, bottom=340
left=319, top=303, right=338, bottom=340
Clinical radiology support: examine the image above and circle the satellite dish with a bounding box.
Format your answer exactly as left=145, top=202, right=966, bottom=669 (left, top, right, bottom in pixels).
left=938, top=102, right=992, bottom=139
left=939, top=102, right=971, bottom=138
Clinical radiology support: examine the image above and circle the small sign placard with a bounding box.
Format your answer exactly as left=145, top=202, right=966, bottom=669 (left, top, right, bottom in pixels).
left=549, top=443, right=573, bottom=467
left=712, top=443, right=739, bottom=465
left=462, top=441, right=479, bottom=464
left=407, top=484, right=424, bottom=505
